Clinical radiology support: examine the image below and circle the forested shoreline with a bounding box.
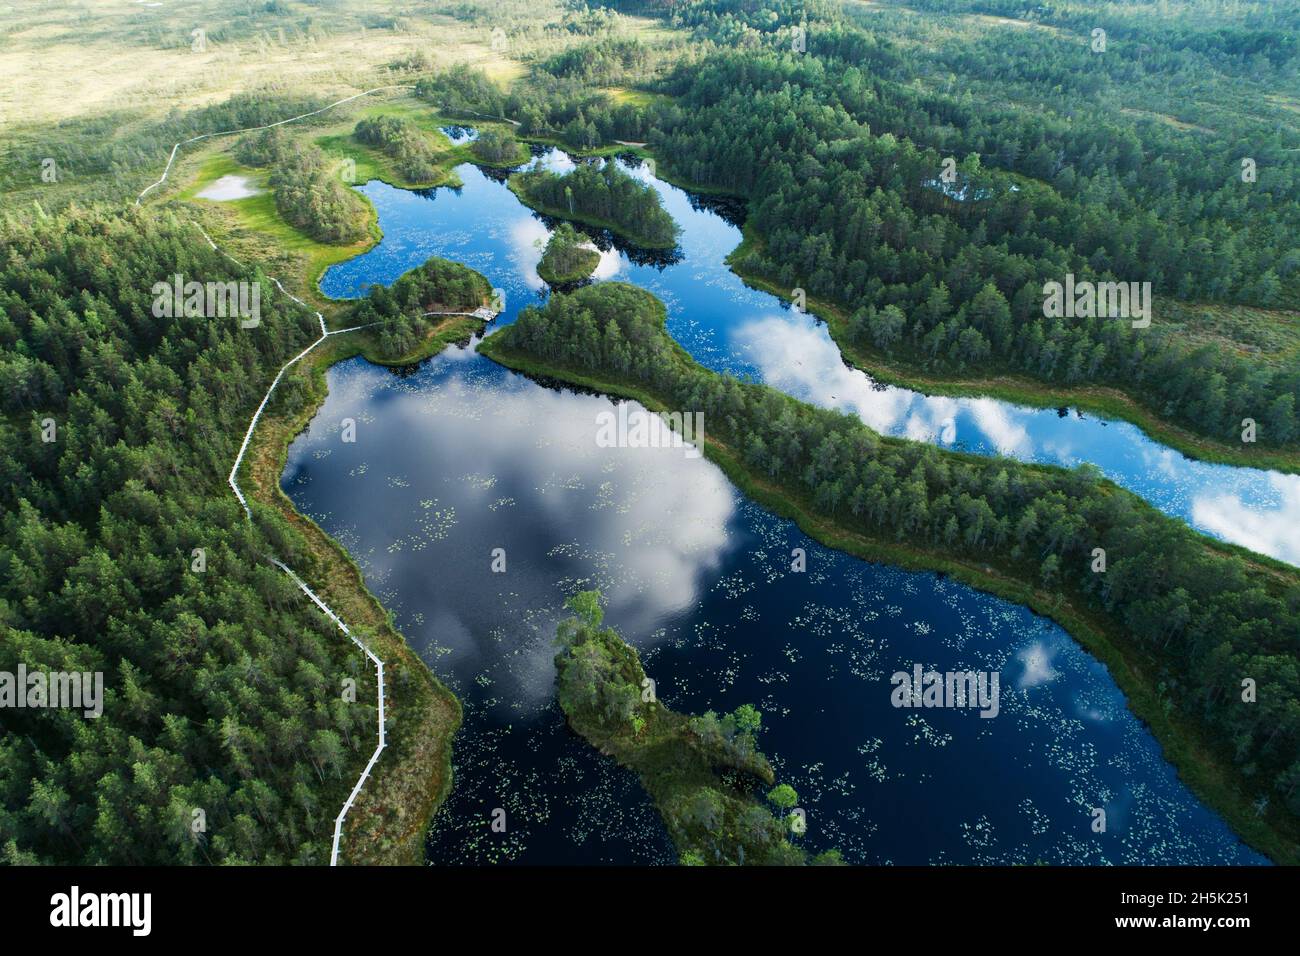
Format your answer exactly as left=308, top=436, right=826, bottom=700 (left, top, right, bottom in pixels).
left=2, top=0, right=1296, bottom=869
left=469, top=128, right=528, bottom=166
left=0, top=210, right=483, bottom=863
left=406, top=0, right=1300, bottom=455
left=0, top=209, right=373, bottom=862
left=481, top=281, right=1300, bottom=863
left=647, top=51, right=1300, bottom=451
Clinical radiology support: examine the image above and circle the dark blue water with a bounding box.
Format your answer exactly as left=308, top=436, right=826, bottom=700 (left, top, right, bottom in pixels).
left=319, top=152, right=1299, bottom=567
left=282, top=350, right=1265, bottom=865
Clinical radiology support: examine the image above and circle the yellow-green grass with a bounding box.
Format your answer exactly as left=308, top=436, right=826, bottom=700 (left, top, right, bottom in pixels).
left=314, top=131, right=462, bottom=191
left=166, top=106, right=526, bottom=318
left=0, top=0, right=534, bottom=128
left=336, top=315, right=485, bottom=368
left=175, top=150, right=379, bottom=313
left=619, top=15, right=685, bottom=44
left=602, top=87, right=673, bottom=109
left=1119, top=107, right=1216, bottom=134
left=0, top=1, right=583, bottom=211
left=1265, top=94, right=1300, bottom=129
left=307, top=98, right=465, bottom=187
left=1162, top=299, right=1300, bottom=366
left=309, top=100, right=534, bottom=186
left=965, top=13, right=1071, bottom=39
left=724, top=222, right=1300, bottom=474
left=176, top=151, right=266, bottom=203
left=477, top=330, right=1300, bottom=865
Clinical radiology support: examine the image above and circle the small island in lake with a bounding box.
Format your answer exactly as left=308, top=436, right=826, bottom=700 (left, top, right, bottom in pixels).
left=537, top=223, right=601, bottom=285
left=469, top=127, right=528, bottom=166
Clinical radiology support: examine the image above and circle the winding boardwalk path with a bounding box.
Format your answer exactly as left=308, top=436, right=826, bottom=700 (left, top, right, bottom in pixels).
left=142, top=86, right=499, bottom=865
left=192, top=225, right=385, bottom=866
left=193, top=218, right=491, bottom=865
left=135, top=86, right=415, bottom=206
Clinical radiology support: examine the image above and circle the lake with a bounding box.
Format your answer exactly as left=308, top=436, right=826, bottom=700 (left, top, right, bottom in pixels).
left=279, top=143, right=1271, bottom=864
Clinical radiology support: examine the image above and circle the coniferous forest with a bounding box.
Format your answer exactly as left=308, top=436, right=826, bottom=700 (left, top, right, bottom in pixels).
left=0, top=210, right=369, bottom=863
left=236, top=129, right=372, bottom=244
left=413, top=0, right=1300, bottom=451
left=512, top=159, right=681, bottom=247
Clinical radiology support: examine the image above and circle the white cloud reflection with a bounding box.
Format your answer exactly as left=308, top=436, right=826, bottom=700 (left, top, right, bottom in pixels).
left=1192, top=472, right=1300, bottom=566
left=1016, top=641, right=1060, bottom=690
left=509, top=216, right=549, bottom=291
left=733, top=313, right=1036, bottom=457
left=967, top=398, right=1032, bottom=458
left=509, top=216, right=622, bottom=292
left=347, top=366, right=737, bottom=707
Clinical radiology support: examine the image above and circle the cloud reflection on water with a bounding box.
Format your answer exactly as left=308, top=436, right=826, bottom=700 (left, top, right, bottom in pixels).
left=732, top=311, right=1300, bottom=565
left=294, top=360, right=737, bottom=707
left=1193, top=472, right=1300, bottom=566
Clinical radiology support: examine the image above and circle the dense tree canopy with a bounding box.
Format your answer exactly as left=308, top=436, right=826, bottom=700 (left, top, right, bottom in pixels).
left=354, top=115, right=444, bottom=184
left=237, top=128, right=370, bottom=244
left=469, top=128, right=525, bottom=165
left=415, top=0, right=1300, bottom=449
left=513, top=159, right=680, bottom=247
left=537, top=222, right=601, bottom=284
left=0, top=208, right=381, bottom=863
left=346, top=257, right=490, bottom=362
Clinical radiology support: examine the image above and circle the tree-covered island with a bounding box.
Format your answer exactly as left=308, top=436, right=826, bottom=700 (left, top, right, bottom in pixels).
left=537, top=222, right=601, bottom=285
left=481, top=282, right=1300, bottom=864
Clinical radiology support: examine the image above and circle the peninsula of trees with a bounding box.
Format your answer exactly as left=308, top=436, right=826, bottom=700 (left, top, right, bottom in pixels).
left=470, top=128, right=527, bottom=166
left=235, top=128, right=370, bottom=245
left=353, top=116, right=443, bottom=185
left=345, top=257, right=491, bottom=363
left=554, top=591, right=841, bottom=865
